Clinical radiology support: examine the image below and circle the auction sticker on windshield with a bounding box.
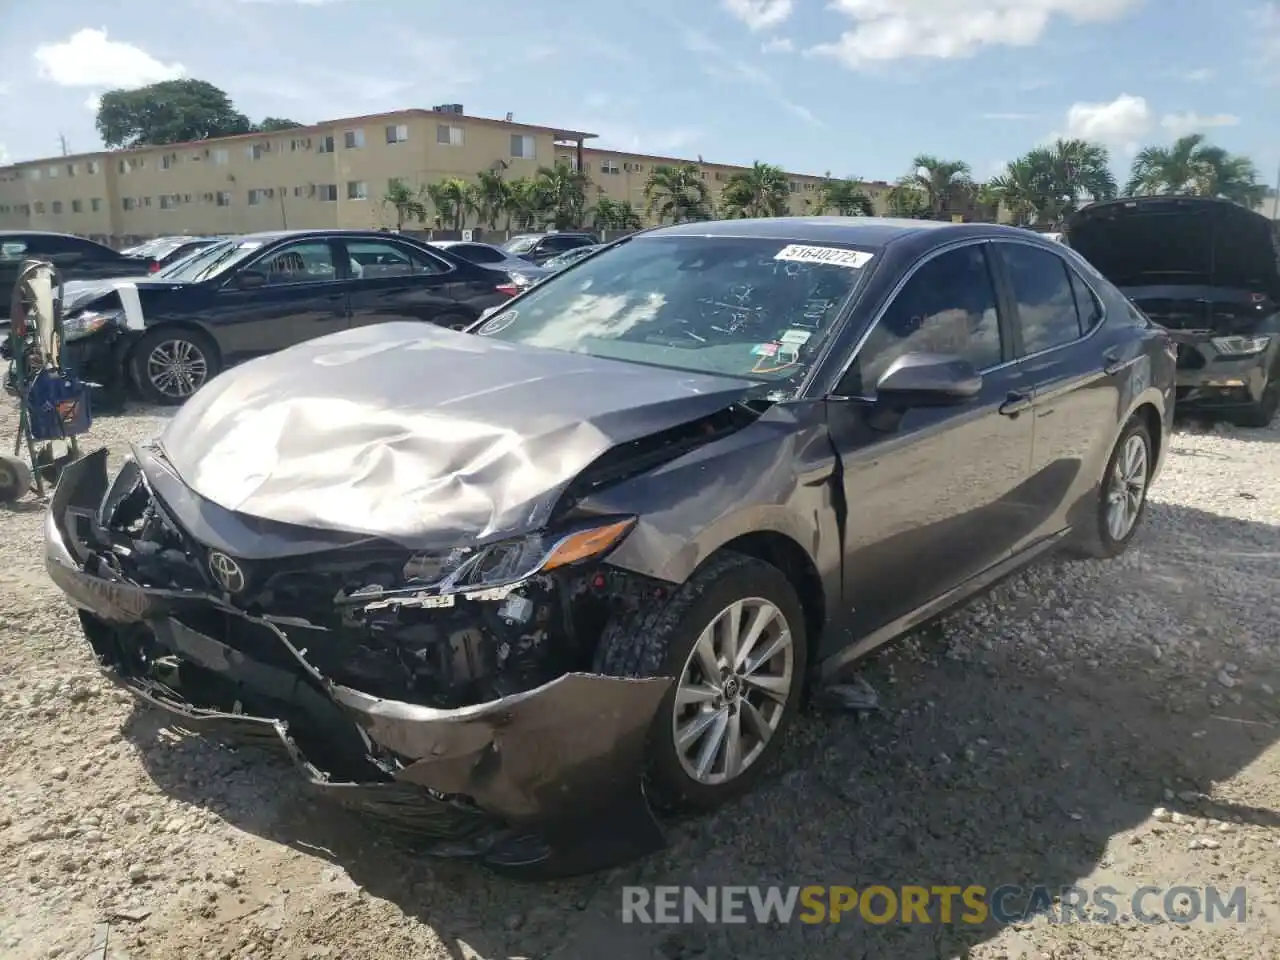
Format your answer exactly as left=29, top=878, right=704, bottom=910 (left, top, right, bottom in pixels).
left=774, top=245, right=874, bottom=269
left=478, top=310, right=518, bottom=335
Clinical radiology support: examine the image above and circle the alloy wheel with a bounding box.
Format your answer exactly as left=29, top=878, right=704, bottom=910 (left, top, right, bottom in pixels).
left=1105, top=433, right=1149, bottom=542
left=671, top=597, right=795, bottom=786
left=146, top=339, right=209, bottom=400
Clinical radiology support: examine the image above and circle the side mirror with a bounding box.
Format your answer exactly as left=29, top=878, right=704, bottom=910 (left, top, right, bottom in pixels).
left=234, top=269, right=267, bottom=290
left=874, top=353, right=982, bottom=405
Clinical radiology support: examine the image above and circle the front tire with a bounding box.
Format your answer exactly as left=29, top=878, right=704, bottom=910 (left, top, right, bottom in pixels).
left=1067, top=415, right=1153, bottom=560
left=128, top=327, right=221, bottom=406
left=1235, top=377, right=1279, bottom=429
left=593, top=552, right=807, bottom=813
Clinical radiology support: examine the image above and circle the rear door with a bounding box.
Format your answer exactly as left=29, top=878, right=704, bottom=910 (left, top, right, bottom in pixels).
left=204, top=238, right=351, bottom=360
left=990, top=240, right=1127, bottom=547
left=342, top=237, right=473, bottom=326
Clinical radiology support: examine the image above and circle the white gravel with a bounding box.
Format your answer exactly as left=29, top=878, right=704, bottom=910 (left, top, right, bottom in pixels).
left=0, top=402, right=1278, bottom=960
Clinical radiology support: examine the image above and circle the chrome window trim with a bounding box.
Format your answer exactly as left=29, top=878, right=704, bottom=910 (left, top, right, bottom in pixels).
left=993, top=236, right=1109, bottom=366
left=830, top=237, right=1005, bottom=397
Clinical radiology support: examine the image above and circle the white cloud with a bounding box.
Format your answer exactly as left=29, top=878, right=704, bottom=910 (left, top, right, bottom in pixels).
left=809, top=0, right=1138, bottom=68
left=1052, top=93, right=1151, bottom=154
left=1183, top=67, right=1214, bottom=81
left=34, top=29, right=184, bottom=88
left=684, top=30, right=820, bottom=125
left=762, top=37, right=795, bottom=53
left=84, top=93, right=102, bottom=112
left=1160, top=112, right=1241, bottom=136
left=722, top=0, right=794, bottom=31
left=0, top=143, right=10, bottom=165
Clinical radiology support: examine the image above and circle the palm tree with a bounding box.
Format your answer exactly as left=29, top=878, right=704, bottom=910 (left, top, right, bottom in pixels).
left=720, top=162, right=791, bottom=218
left=422, top=178, right=475, bottom=231
left=1126, top=134, right=1266, bottom=207
left=987, top=139, right=1116, bottom=226
left=533, top=162, right=593, bottom=229
left=591, top=198, right=643, bottom=231
left=471, top=168, right=511, bottom=230
left=643, top=164, right=713, bottom=223
left=886, top=185, right=930, bottom=219
left=813, top=175, right=874, bottom=216
left=504, top=177, right=545, bottom=231
left=900, top=154, right=973, bottom=219
left=382, top=177, right=426, bottom=230
left=983, top=159, right=1041, bottom=226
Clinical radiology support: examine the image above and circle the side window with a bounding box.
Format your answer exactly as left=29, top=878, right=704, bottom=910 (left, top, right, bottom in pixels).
left=848, top=245, right=1003, bottom=393
left=255, top=242, right=338, bottom=285
left=542, top=236, right=581, bottom=253
left=0, top=240, right=28, bottom=261
left=346, top=240, right=448, bottom=279
left=1068, top=269, right=1103, bottom=333
left=1001, top=243, right=1084, bottom=352
left=459, top=244, right=505, bottom=264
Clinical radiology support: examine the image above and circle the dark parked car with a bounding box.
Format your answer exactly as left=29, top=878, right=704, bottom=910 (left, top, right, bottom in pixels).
left=541, top=243, right=603, bottom=272
left=1065, top=196, right=1280, bottom=427
left=45, top=218, right=1174, bottom=875
left=50, top=229, right=521, bottom=404
left=501, top=231, right=599, bottom=265
left=123, top=236, right=227, bottom=273
left=428, top=239, right=548, bottom=285
left=1, top=231, right=152, bottom=319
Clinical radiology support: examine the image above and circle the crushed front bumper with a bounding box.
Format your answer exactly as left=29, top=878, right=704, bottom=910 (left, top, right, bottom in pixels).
left=1171, top=336, right=1273, bottom=410
left=44, top=449, right=671, bottom=877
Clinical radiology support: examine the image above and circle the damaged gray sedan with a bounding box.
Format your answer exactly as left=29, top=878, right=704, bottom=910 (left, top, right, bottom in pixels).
left=45, top=217, right=1175, bottom=875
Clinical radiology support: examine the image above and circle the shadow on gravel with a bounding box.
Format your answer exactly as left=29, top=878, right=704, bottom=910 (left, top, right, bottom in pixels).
left=122, top=500, right=1280, bottom=960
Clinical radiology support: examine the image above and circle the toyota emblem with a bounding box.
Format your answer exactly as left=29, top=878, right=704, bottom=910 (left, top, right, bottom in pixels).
left=207, top=551, right=246, bottom=593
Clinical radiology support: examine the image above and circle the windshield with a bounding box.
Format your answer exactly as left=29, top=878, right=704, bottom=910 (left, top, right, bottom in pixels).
left=502, top=236, right=538, bottom=254
left=157, top=239, right=263, bottom=281
left=476, top=234, right=875, bottom=391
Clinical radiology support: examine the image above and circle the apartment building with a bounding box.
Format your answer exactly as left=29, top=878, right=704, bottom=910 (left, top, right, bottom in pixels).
left=0, top=104, right=897, bottom=240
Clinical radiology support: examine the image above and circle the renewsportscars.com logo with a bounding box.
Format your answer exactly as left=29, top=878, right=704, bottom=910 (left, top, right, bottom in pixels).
left=621, top=884, right=1248, bottom=926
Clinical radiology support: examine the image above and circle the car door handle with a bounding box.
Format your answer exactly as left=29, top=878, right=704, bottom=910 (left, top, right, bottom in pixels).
left=998, top=391, right=1033, bottom=417
left=1102, top=349, right=1125, bottom=375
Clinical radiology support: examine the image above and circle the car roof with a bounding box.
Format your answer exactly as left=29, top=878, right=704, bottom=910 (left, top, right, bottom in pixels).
left=642, top=216, right=1032, bottom=247
left=0, top=230, right=106, bottom=241
left=231, top=228, right=428, bottom=243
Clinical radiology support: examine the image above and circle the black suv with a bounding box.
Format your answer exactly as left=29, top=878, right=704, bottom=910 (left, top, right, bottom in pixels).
left=500, top=231, right=599, bottom=266
left=1065, top=196, right=1280, bottom=427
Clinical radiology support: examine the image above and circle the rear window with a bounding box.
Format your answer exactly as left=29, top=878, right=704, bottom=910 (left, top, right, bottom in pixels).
left=502, top=236, right=539, bottom=254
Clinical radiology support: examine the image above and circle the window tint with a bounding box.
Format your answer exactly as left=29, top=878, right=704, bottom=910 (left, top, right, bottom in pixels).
left=256, top=242, right=338, bottom=285
left=848, top=245, right=1003, bottom=393
left=1068, top=268, right=1103, bottom=333
left=1001, top=244, right=1083, bottom=353
left=454, top=244, right=505, bottom=264
left=345, top=240, right=447, bottom=278
left=542, top=235, right=587, bottom=252
left=1, top=241, right=28, bottom=260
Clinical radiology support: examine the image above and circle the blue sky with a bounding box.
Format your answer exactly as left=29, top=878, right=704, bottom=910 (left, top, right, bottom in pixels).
left=1, top=0, right=1278, bottom=187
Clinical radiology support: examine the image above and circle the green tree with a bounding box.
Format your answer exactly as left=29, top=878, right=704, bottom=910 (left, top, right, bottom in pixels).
left=720, top=162, right=791, bottom=218
left=531, top=162, right=593, bottom=229
left=900, top=154, right=973, bottom=219
left=983, top=158, right=1041, bottom=226
left=591, top=198, right=643, bottom=230
left=985, top=140, right=1115, bottom=226
left=1126, top=133, right=1267, bottom=207
left=472, top=168, right=511, bottom=230
left=423, top=178, right=474, bottom=231
left=96, top=79, right=252, bottom=148
left=886, top=185, right=931, bottom=218
left=504, top=177, right=545, bottom=231
left=253, top=117, right=304, bottom=132
left=813, top=174, right=874, bottom=216
left=643, top=164, right=713, bottom=223
left=382, top=178, right=426, bottom=230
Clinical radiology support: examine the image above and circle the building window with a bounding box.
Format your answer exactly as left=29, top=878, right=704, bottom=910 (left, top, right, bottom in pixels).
left=347, top=180, right=368, bottom=200
left=317, top=135, right=335, bottom=154
left=161, top=153, right=177, bottom=169
left=216, top=191, right=232, bottom=207
left=160, top=195, right=176, bottom=210
left=33, top=202, right=45, bottom=214
left=510, top=134, right=535, bottom=159
left=386, top=124, right=409, bottom=144
left=71, top=200, right=82, bottom=213
left=90, top=198, right=102, bottom=212
left=248, top=188, right=275, bottom=205
left=599, top=160, right=620, bottom=175
left=29, top=168, right=41, bottom=180
left=211, top=149, right=229, bottom=165
left=86, top=160, right=99, bottom=174
left=343, top=129, right=365, bottom=149
left=290, top=137, right=312, bottom=151
left=122, top=198, right=136, bottom=211
left=47, top=166, right=58, bottom=178
left=51, top=201, right=63, bottom=214
left=437, top=124, right=463, bottom=146
left=249, top=143, right=270, bottom=161
left=66, top=164, right=76, bottom=177
left=318, top=184, right=338, bottom=202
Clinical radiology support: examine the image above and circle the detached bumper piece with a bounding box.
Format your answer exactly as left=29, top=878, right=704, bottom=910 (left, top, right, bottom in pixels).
left=45, top=449, right=671, bottom=877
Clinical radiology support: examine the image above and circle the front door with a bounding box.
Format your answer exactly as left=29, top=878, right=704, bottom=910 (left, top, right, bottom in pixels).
left=826, top=241, right=1036, bottom=638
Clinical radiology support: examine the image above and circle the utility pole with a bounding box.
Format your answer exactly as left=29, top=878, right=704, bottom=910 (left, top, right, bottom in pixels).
left=58, top=133, right=70, bottom=156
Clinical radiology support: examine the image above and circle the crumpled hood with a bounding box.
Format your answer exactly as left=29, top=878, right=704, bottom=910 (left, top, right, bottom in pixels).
left=1065, top=196, right=1280, bottom=296
left=157, top=322, right=758, bottom=547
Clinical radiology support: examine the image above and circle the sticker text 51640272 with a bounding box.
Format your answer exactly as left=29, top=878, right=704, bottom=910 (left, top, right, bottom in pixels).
left=773, top=245, right=875, bottom=270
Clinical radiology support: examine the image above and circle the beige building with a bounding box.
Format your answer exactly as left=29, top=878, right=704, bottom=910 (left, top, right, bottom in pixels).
left=0, top=105, right=895, bottom=242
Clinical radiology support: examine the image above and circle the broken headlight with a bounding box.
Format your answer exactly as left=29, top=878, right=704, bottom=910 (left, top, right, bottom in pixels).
left=1211, top=335, right=1271, bottom=357
left=403, top=517, right=636, bottom=590
left=63, top=307, right=125, bottom=342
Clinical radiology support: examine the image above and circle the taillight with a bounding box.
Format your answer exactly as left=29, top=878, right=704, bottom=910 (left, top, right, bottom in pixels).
left=148, top=261, right=160, bottom=273
left=495, top=283, right=518, bottom=297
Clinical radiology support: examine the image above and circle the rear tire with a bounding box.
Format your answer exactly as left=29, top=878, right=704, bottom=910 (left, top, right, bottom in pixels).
left=1066, top=416, right=1153, bottom=560
left=0, top=455, right=32, bottom=502
left=593, top=551, right=807, bottom=813
left=128, top=327, right=221, bottom=406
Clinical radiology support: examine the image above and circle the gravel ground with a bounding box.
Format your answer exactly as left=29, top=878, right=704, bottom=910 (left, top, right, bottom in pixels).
left=1, top=402, right=1278, bottom=960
